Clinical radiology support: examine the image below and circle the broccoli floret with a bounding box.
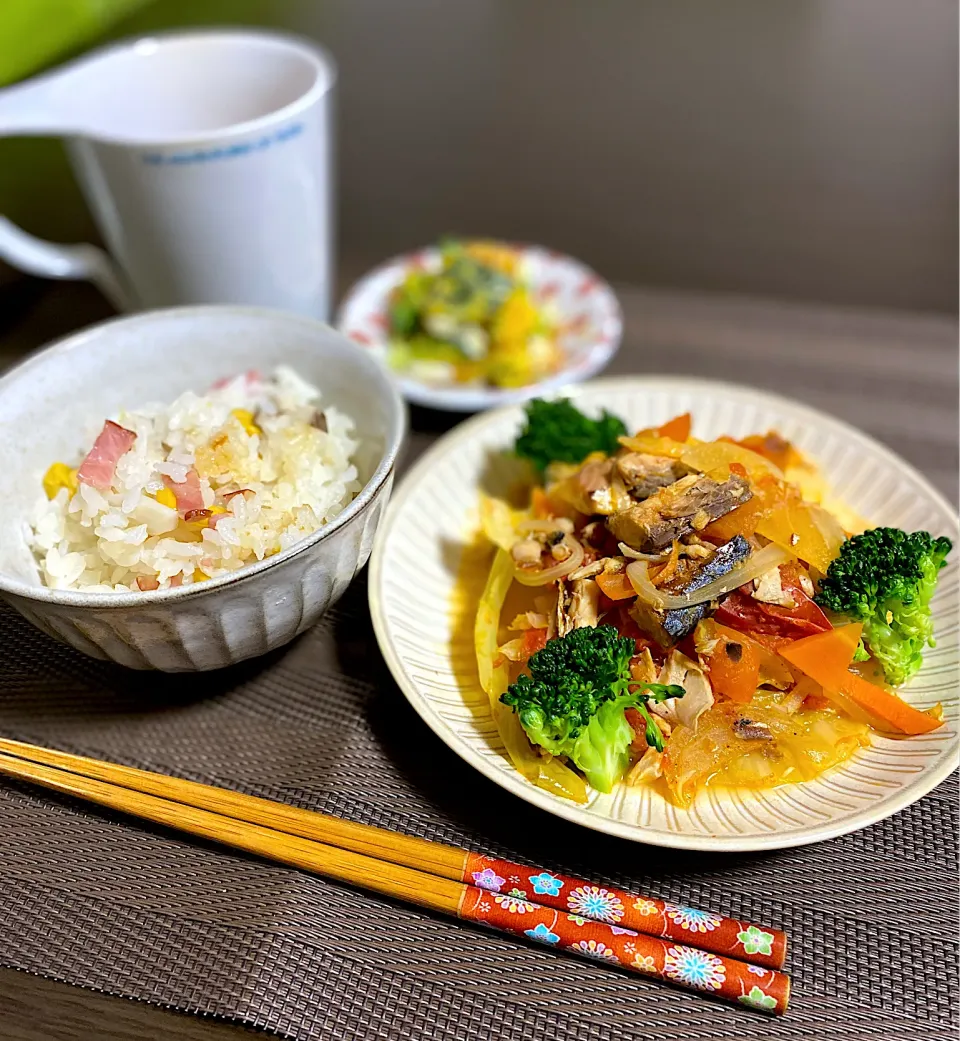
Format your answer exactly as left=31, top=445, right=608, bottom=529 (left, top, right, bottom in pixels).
left=814, top=527, right=953, bottom=686
left=852, top=640, right=871, bottom=663
left=500, top=625, right=684, bottom=791
left=514, top=398, right=627, bottom=474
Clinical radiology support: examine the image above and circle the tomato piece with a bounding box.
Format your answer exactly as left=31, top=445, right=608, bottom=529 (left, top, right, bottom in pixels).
left=656, top=413, right=691, bottom=441
left=714, top=583, right=832, bottom=642
left=707, top=626, right=761, bottom=703
left=625, top=707, right=665, bottom=752
left=760, top=567, right=832, bottom=634
left=713, top=563, right=831, bottom=640
left=520, top=627, right=548, bottom=658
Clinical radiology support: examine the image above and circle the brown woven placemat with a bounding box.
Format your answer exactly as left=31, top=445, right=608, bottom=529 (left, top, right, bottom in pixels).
left=0, top=579, right=957, bottom=1041
left=1, top=287, right=957, bottom=1040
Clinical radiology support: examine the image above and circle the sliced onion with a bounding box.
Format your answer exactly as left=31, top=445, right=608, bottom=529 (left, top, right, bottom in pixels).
left=809, top=503, right=845, bottom=560
left=517, top=517, right=575, bottom=535
left=627, top=542, right=793, bottom=610
left=618, top=541, right=672, bottom=562
left=513, top=536, right=585, bottom=586
left=497, top=638, right=527, bottom=662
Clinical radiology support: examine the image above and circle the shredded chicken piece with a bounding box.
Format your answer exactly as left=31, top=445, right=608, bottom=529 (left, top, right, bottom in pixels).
left=568, top=559, right=606, bottom=581
left=571, top=578, right=600, bottom=628
left=630, top=647, right=659, bottom=685
left=618, top=541, right=672, bottom=562
left=779, top=692, right=806, bottom=714
left=650, top=650, right=715, bottom=730
left=751, top=567, right=796, bottom=607
left=527, top=594, right=558, bottom=642
left=511, top=539, right=541, bottom=565
left=556, top=577, right=601, bottom=636
left=556, top=579, right=569, bottom=636
left=497, top=638, right=527, bottom=662
left=679, top=537, right=714, bottom=560
left=626, top=747, right=663, bottom=785
left=758, top=659, right=794, bottom=690
left=508, top=611, right=549, bottom=631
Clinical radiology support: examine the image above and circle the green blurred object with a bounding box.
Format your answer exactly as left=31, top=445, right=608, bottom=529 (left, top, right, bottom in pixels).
left=0, top=0, right=154, bottom=87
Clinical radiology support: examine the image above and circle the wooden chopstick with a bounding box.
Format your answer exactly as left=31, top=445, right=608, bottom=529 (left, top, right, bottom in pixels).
left=0, top=738, right=787, bottom=969
left=0, top=739, right=790, bottom=1013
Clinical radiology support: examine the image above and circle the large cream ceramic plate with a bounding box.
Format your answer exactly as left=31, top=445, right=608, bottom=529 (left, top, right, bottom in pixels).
left=369, top=377, right=959, bottom=850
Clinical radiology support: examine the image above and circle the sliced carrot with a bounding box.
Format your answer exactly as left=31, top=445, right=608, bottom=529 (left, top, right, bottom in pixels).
left=707, top=626, right=761, bottom=704
left=650, top=540, right=681, bottom=587
left=656, top=413, right=691, bottom=442
left=837, top=673, right=942, bottom=735
left=732, top=432, right=800, bottom=471
left=779, top=624, right=943, bottom=735
left=778, top=622, right=861, bottom=675
left=596, top=570, right=636, bottom=601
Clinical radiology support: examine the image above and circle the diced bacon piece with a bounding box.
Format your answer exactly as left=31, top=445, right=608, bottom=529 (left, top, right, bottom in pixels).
left=136, top=576, right=160, bottom=592
left=211, top=369, right=262, bottom=390
left=163, top=468, right=205, bottom=514
left=169, top=574, right=183, bottom=588
left=76, top=421, right=137, bottom=489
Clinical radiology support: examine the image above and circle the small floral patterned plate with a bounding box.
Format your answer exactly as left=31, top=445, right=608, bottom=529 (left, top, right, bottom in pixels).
left=336, top=244, right=622, bottom=412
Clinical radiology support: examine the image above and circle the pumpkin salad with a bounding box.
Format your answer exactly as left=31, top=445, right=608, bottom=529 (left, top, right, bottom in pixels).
left=475, top=398, right=952, bottom=806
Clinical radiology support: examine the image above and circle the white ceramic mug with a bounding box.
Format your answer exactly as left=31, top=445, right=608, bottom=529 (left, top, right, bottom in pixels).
left=0, top=30, right=336, bottom=319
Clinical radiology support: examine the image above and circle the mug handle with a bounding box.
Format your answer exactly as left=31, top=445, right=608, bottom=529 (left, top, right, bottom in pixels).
left=0, top=75, right=132, bottom=311
left=0, top=217, right=131, bottom=311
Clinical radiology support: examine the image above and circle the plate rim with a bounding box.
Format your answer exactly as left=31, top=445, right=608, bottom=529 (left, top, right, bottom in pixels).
left=336, top=243, right=624, bottom=412
left=369, top=374, right=960, bottom=851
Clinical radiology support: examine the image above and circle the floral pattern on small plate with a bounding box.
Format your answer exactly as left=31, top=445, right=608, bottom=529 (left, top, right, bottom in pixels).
left=336, top=243, right=622, bottom=412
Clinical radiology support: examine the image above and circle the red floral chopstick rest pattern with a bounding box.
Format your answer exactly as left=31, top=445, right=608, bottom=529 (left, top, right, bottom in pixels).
left=458, top=884, right=789, bottom=1014
left=463, top=854, right=787, bottom=970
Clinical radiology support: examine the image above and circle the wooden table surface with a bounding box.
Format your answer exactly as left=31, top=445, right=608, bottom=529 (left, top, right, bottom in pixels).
left=0, top=279, right=956, bottom=1041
